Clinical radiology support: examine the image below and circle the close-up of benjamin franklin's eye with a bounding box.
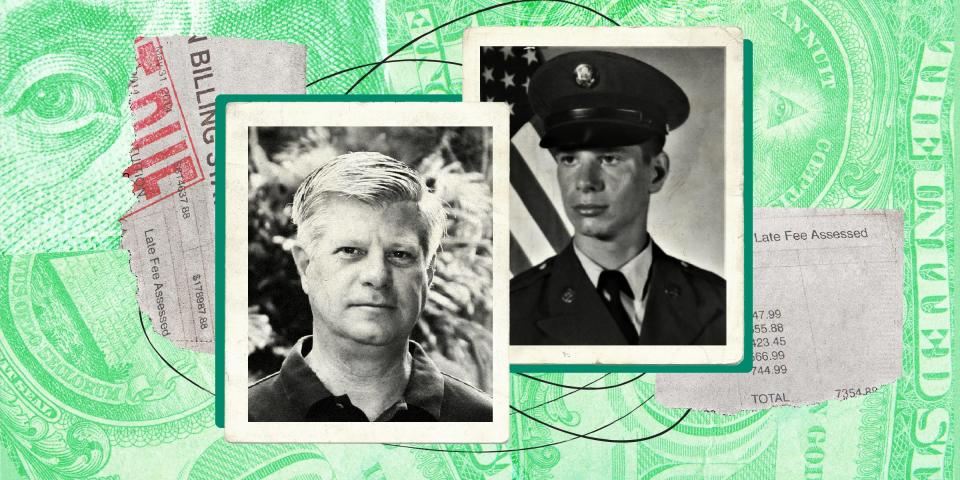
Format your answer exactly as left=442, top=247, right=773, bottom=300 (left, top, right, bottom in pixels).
left=6, top=61, right=119, bottom=136
left=0, top=54, right=125, bottom=190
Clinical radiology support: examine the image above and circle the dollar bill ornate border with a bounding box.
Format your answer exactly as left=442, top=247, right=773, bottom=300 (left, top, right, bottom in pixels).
left=2, top=0, right=954, bottom=477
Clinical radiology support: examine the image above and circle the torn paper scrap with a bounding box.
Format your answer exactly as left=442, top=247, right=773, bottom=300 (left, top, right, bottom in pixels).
left=656, top=208, right=904, bottom=413
left=121, top=36, right=306, bottom=353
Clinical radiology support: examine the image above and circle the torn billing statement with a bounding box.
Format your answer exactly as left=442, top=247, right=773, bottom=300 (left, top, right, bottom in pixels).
left=121, top=36, right=305, bottom=353
left=657, top=208, right=904, bottom=413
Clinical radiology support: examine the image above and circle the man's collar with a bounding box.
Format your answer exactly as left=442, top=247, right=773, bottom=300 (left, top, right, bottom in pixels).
left=277, top=336, right=330, bottom=417
left=278, top=336, right=444, bottom=420
left=403, top=340, right=445, bottom=418
left=572, top=237, right=653, bottom=298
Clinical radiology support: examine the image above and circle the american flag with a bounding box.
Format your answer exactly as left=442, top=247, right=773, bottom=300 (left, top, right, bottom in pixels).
left=480, top=46, right=573, bottom=275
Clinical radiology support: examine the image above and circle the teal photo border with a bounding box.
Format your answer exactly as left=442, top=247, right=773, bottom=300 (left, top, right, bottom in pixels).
left=215, top=41, right=753, bottom=426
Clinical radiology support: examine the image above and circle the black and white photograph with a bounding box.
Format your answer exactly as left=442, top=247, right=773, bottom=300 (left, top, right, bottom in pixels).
left=464, top=27, right=745, bottom=365
left=223, top=102, right=509, bottom=442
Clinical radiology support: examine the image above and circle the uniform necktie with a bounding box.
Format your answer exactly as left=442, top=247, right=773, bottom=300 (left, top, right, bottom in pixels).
left=597, top=270, right=638, bottom=344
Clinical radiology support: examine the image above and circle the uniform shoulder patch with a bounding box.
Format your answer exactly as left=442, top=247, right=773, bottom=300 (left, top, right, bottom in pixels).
left=676, top=258, right=725, bottom=293
left=510, top=258, right=554, bottom=291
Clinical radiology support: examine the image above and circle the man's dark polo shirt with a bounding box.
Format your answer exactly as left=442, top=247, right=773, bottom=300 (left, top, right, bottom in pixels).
left=248, top=336, right=492, bottom=422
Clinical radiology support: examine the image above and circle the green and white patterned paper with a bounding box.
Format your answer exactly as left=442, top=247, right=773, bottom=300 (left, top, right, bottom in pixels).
left=1, top=1, right=957, bottom=478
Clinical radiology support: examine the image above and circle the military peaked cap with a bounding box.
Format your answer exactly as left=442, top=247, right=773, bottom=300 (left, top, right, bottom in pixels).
left=529, top=50, right=690, bottom=148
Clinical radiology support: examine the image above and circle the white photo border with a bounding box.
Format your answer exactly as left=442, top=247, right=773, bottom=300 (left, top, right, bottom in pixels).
left=463, top=26, right=746, bottom=366
left=223, top=101, right=511, bottom=443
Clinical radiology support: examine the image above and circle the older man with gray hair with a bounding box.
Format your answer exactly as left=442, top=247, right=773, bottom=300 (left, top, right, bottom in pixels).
left=249, top=152, right=492, bottom=422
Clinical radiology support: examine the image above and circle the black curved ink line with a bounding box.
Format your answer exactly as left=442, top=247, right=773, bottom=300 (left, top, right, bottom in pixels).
left=386, top=399, right=690, bottom=454
left=307, top=59, right=462, bottom=88
left=511, top=373, right=612, bottom=415
left=344, top=0, right=620, bottom=94
left=139, top=310, right=215, bottom=396
left=511, top=393, right=685, bottom=443
left=515, top=372, right=645, bottom=390
left=329, top=1, right=672, bottom=452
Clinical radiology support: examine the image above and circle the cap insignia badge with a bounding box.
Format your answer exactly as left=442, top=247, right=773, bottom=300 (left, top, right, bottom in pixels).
left=574, top=63, right=596, bottom=88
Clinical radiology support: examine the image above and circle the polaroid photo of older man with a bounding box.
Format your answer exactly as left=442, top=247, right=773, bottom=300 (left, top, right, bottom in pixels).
left=222, top=101, right=509, bottom=443
left=464, top=27, right=746, bottom=366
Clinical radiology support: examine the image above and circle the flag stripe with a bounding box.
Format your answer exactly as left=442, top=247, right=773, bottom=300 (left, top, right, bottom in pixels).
left=509, top=233, right=532, bottom=274
left=510, top=145, right=571, bottom=253
left=509, top=187, right=557, bottom=267
left=512, top=122, right=574, bottom=236
left=480, top=46, right=565, bottom=275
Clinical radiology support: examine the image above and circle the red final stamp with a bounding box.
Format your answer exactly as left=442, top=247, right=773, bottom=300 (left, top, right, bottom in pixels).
left=123, top=37, right=206, bottom=219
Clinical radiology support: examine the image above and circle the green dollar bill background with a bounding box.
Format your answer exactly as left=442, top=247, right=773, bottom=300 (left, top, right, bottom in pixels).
left=1, top=0, right=957, bottom=478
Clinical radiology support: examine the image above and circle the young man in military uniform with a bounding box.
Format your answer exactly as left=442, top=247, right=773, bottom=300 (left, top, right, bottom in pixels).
left=510, top=50, right=726, bottom=346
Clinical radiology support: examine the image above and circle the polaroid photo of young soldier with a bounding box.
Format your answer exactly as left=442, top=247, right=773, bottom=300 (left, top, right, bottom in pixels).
left=222, top=101, right=510, bottom=443
left=463, top=27, right=745, bottom=366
